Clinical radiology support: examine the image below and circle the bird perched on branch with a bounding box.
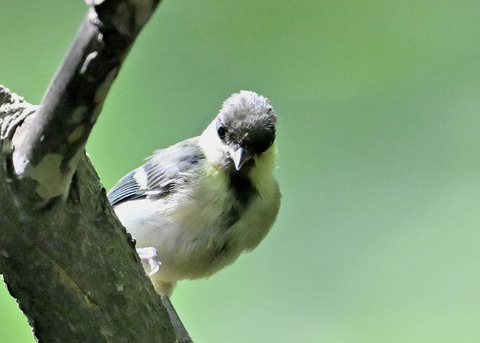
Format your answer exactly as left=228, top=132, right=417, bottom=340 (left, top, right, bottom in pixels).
left=108, top=90, right=281, bottom=342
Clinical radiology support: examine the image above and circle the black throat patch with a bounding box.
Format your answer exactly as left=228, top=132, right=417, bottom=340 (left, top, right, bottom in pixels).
left=221, top=171, right=257, bottom=230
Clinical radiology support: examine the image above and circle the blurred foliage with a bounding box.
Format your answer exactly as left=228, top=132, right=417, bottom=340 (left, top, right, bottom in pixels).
left=1, top=1, right=480, bottom=342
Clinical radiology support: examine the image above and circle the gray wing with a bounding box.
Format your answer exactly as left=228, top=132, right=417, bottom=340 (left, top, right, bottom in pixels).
left=108, top=137, right=204, bottom=207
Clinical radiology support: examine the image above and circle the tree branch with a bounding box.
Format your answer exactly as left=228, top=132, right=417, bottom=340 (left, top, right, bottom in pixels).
left=12, top=0, right=161, bottom=205
left=0, top=1, right=184, bottom=341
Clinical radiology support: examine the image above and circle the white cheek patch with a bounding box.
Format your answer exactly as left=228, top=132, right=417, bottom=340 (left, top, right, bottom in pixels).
left=199, top=122, right=228, bottom=165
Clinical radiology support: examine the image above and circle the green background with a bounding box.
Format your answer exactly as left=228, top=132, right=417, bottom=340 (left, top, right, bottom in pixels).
left=1, top=1, right=480, bottom=342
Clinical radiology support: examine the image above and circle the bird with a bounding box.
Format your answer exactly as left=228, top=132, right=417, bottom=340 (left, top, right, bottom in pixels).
left=107, top=90, right=281, bottom=341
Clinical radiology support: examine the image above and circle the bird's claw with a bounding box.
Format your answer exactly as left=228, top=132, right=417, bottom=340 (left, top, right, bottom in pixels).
left=136, top=247, right=161, bottom=276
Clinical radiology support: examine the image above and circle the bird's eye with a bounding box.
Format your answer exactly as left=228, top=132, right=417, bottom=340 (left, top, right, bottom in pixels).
left=217, top=125, right=226, bottom=139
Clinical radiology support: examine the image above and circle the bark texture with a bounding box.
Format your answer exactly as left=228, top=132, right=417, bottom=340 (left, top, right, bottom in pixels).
left=0, top=1, right=182, bottom=341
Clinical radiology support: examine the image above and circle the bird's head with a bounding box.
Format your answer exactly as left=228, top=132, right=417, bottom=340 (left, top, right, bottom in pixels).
left=200, top=90, right=277, bottom=173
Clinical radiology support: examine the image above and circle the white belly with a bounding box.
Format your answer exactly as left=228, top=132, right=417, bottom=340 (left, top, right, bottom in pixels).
left=113, top=162, right=280, bottom=295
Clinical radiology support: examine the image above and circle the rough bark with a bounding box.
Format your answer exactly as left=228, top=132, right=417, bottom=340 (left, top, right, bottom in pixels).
left=0, top=1, right=181, bottom=342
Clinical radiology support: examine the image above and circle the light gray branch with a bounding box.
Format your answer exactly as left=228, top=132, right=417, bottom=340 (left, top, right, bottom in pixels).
left=12, top=0, right=161, bottom=205
left=0, top=1, right=185, bottom=341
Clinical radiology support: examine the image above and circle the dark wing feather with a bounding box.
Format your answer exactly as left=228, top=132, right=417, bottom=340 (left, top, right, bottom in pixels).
left=107, top=137, right=204, bottom=207
left=108, top=171, right=144, bottom=206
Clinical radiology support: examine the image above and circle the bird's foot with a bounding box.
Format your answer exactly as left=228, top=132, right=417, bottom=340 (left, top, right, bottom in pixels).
left=136, top=247, right=161, bottom=276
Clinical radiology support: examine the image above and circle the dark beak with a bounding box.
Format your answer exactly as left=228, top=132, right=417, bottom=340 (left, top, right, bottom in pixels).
left=230, top=147, right=253, bottom=170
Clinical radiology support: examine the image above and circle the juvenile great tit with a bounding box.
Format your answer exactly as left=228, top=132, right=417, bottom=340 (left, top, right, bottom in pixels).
left=108, top=90, right=280, bottom=341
